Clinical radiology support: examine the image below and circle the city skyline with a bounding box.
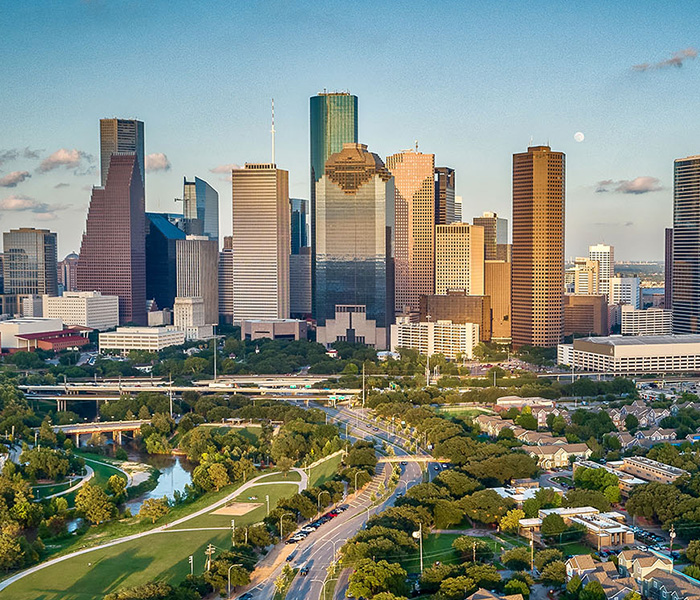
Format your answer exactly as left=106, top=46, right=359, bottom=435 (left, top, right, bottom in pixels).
left=2, top=2, right=700, bottom=260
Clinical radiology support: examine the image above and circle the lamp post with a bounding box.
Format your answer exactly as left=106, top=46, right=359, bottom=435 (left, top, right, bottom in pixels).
left=670, top=524, right=676, bottom=562
left=279, top=512, right=295, bottom=539
left=230, top=519, right=235, bottom=545
left=317, top=490, right=330, bottom=512
left=354, top=469, right=368, bottom=494
left=227, top=563, right=243, bottom=598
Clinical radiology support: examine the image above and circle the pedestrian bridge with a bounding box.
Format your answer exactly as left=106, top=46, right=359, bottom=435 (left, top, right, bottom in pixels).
left=46, top=420, right=148, bottom=445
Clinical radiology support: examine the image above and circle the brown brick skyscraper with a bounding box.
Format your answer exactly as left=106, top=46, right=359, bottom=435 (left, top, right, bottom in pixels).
left=77, top=153, right=147, bottom=325
left=512, top=145, right=565, bottom=348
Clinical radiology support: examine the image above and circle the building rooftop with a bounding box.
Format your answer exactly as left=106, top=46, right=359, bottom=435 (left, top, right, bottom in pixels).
left=576, top=334, right=700, bottom=346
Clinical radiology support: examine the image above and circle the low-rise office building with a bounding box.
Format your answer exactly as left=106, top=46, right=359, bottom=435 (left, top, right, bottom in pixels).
left=99, top=326, right=185, bottom=353
left=557, top=335, right=700, bottom=374
left=241, top=318, right=307, bottom=341
left=621, top=305, right=673, bottom=336
left=42, top=291, right=119, bottom=331
left=573, top=459, right=646, bottom=497
left=391, top=319, right=479, bottom=360
left=0, top=317, right=64, bottom=349
left=619, top=456, right=689, bottom=484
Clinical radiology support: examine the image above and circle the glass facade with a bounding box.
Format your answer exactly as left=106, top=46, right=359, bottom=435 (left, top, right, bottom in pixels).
left=310, top=92, right=358, bottom=315
left=314, top=143, right=394, bottom=334
left=2, top=228, right=58, bottom=296
left=182, top=177, right=219, bottom=239
left=672, top=156, right=700, bottom=333
left=290, top=198, right=309, bottom=254
left=145, top=212, right=186, bottom=310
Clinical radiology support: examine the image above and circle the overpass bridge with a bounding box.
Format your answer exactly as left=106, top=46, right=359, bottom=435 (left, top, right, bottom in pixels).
left=377, top=456, right=451, bottom=464
left=46, top=420, right=148, bottom=445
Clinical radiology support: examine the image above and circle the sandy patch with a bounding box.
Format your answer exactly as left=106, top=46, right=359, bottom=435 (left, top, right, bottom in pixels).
left=211, top=502, right=262, bottom=516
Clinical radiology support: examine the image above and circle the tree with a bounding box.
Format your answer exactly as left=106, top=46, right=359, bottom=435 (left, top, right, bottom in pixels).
left=372, top=594, right=408, bottom=600
left=500, top=508, right=526, bottom=533
left=75, top=483, right=115, bottom=524
left=107, top=474, right=127, bottom=499
left=433, top=499, right=464, bottom=529
left=439, top=576, right=477, bottom=600
left=505, top=578, right=531, bottom=599
left=277, top=456, right=294, bottom=477
left=567, top=575, right=583, bottom=600
left=622, top=593, right=642, bottom=600
left=502, top=547, right=531, bottom=571
left=535, top=549, right=564, bottom=571
left=452, top=536, right=494, bottom=562
left=579, top=581, right=606, bottom=600
left=540, top=561, right=567, bottom=587
left=138, top=497, right=170, bottom=523
left=39, top=420, right=57, bottom=446
left=347, top=559, right=407, bottom=599
left=207, top=463, right=229, bottom=492
left=0, top=532, right=21, bottom=571
left=686, top=540, right=700, bottom=566
left=138, top=405, right=151, bottom=420
left=624, top=414, right=639, bottom=431
left=541, top=513, right=567, bottom=537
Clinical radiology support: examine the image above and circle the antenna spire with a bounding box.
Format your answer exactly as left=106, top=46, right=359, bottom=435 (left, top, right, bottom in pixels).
left=271, top=98, right=276, bottom=165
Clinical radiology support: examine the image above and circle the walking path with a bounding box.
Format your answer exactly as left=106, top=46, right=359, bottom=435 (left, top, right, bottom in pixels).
left=0, top=466, right=307, bottom=593
left=41, top=465, right=94, bottom=500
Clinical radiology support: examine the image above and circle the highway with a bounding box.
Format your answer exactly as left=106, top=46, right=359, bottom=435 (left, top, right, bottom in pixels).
left=243, top=401, right=431, bottom=600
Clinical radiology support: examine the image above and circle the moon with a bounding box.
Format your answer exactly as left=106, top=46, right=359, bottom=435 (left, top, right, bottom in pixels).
left=574, top=132, right=585, bottom=143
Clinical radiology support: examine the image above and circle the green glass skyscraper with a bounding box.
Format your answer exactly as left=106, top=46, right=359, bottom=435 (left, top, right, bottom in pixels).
left=310, top=92, right=358, bottom=316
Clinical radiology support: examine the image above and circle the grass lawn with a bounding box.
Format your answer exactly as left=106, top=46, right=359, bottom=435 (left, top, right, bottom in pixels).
left=438, top=406, right=495, bottom=418
left=403, top=533, right=461, bottom=573
left=257, top=471, right=302, bottom=483
left=5, top=474, right=298, bottom=600
left=556, top=541, right=593, bottom=556
left=33, top=480, right=74, bottom=499
left=308, top=453, right=342, bottom=488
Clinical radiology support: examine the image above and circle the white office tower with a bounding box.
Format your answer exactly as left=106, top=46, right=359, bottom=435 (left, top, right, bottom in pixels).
left=588, top=243, right=614, bottom=299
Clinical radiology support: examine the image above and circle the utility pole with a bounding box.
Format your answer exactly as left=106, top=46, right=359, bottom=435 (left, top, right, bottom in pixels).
left=362, top=362, right=366, bottom=408
left=530, top=531, right=534, bottom=575
left=212, top=326, right=218, bottom=382
left=473, top=540, right=476, bottom=563
left=670, top=524, right=676, bottom=562
left=419, top=522, right=424, bottom=573
left=188, top=555, right=193, bottom=576
left=231, top=519, right=235, bottom=545
left=266, top=494, right=270, bottom=515
left=205, top=544, right=216, bottom=571
left=169, top=372, right=173, bottom=418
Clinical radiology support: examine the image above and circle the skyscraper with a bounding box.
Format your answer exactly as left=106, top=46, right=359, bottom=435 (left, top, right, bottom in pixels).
left=672, top=155, right=700, bottom=333
left=232, top=163, right=290, bottom=322
left=57, top=252, right=79, bottom=293
left=290, top=198, right=309, bottom=255
left=315, top=143, right=394, bottom=348
left=473, top=212, right=509, bottom=260
left=434, top=167, right=456, bottom=225
left=665, top=228, right=673, bottom=310
left=145, top=212, right=185, bottom=310
left=77, top=153, right=147, bottom=325
left=176, top=236, right=219, bottom=325
left=290, top=199, right=311, bottom=318
left=219, top=236, right=234, bottom=324
left=182, top=177, right=219, bottom=239
left=588, top=243, right=614, bottom=299
left=3, top=228, right=58, bottom=296
left=100, top=119, right=145, bottom=187
left=310, top=92, right=358, bottom=311
left=386, top=149, right=435, bottom=315
left=511, top=145, right=565, bottom=348
left=435, top=224, right=485, bottom=295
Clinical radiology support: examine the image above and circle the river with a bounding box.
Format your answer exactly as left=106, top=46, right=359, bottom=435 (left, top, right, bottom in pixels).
left=124, top=452, right=195, bottom=514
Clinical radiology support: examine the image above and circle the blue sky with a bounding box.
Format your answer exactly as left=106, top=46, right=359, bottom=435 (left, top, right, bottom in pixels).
left=1, top=0, right=699, bottom=260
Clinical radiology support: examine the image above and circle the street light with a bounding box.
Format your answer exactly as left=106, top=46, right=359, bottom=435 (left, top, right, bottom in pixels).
left=354, top=469, right=368, bottom=493
left=279, top=512, right=295, bottom=539
left=227, top=563, right=243, bottom=598
left=317, top=490, right=331, bottom=512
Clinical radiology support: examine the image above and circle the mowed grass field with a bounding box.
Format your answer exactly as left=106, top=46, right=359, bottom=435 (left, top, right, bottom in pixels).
left=3, top=479, right=301, bottom=600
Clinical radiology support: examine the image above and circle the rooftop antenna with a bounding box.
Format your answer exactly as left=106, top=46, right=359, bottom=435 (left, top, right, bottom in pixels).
left=529, top=135, right=533, bottom=147
left=415, top=140, right=418, bottom=152
left=271, top=98, right=276, bottom=165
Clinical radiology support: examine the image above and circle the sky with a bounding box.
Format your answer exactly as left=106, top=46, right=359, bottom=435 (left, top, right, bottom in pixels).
left=1, top=0, right=700, bottom=261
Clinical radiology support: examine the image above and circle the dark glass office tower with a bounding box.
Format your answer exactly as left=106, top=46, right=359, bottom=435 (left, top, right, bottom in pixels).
left=310, top=92, right=358, bottom=315
left=145, top=213, right=186, bottom=310
left=100, top=119, right=145, bottom=187
left=290, top=198, right=309, bottom=254
left=672, top=156, right=700, bottom=333
left=3, top=228, right=58, bottom=296
left=314, top=143, right=394, bottom=347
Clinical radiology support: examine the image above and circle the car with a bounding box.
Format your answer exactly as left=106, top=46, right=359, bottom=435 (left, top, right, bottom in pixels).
left=300, top=566, right=309, bottom=576
left=301, top=526, right=315, bottom=533
left=237, top=594, right=253, bottom=600
left=401, top=461, right=407, bottom=466
left=433, top=465, right=440, bottom=471
left=286, top=551, right=297, bottom=561
left=284, top=538, right=298, bottom=545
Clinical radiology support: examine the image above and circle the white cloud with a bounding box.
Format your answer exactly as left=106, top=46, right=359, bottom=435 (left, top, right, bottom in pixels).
left=0, top=194, right=68, bottom=220
left=37, top=148, right=92, bottom=173
left=145, top=153, right=171, bottom=173
left=595, top=176, right=663, bottom=195
left=210, top=163, right=242, bottom=173
left=633, top=47, right=698, bottom=71
left=0, top=171, right=31, bottom=187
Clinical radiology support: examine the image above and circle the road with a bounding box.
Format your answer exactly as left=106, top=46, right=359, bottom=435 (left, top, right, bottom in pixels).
left=241, top=401, right=433, bottom=600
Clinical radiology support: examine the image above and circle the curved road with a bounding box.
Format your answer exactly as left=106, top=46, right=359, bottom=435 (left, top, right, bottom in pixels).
left=0, top=467, right=308, bottom=594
